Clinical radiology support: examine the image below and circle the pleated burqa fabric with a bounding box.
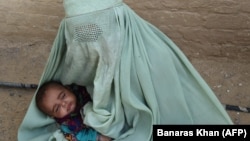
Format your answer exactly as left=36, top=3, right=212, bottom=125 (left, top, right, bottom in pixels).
left=18, top=0, right=233, bottom=141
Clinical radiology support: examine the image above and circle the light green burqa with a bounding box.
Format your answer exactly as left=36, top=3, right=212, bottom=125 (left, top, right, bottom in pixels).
left=18, top=0, right=233, bottom=141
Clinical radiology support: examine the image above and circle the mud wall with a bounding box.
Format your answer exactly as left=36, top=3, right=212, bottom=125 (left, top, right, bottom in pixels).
left=0, top=0, right=250, bottom=60
left=0, top=0, right=250, bottom=140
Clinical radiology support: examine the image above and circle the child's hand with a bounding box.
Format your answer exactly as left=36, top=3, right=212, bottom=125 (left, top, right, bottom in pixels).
left=97, top=135, right=112, bottom=141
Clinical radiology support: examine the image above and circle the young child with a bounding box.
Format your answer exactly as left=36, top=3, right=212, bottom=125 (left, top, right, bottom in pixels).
left=35, top=80, right=111, bottom=141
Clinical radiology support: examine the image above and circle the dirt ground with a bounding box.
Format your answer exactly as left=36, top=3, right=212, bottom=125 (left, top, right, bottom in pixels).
left=0, top=38, right=249, bottom=140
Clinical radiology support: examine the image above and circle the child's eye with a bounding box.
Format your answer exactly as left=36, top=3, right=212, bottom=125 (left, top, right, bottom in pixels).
left=60, top=93, right=65, bottom=99
left=56, top=105, right=60, bottom=113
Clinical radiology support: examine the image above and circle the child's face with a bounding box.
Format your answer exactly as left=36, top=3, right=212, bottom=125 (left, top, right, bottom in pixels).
left=40, top=84, right=77, bottom=118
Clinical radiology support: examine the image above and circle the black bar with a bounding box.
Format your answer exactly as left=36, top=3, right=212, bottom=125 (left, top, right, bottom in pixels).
left=225, top=105, right=250, bottom=113
left=0, top=81, right=38, bottom=89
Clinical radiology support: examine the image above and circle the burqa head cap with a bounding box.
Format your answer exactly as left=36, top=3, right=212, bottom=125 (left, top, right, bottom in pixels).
left=63, top=0, right=122, bottom=17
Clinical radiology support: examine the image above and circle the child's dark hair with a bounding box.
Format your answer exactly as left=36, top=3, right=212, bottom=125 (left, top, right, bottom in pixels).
left=35, top=80, right=63, bottom=114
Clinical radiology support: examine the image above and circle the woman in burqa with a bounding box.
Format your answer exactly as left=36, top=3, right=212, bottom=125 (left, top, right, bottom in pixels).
left=18, top=0, right=233, bottom=141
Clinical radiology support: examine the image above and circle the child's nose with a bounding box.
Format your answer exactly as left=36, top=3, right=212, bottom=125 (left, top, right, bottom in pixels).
left=61, top=101, right=66, bottom=107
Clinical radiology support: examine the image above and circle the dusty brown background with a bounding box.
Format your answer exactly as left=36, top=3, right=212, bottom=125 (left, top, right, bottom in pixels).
left=0, top=0, right=250, bottom=140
